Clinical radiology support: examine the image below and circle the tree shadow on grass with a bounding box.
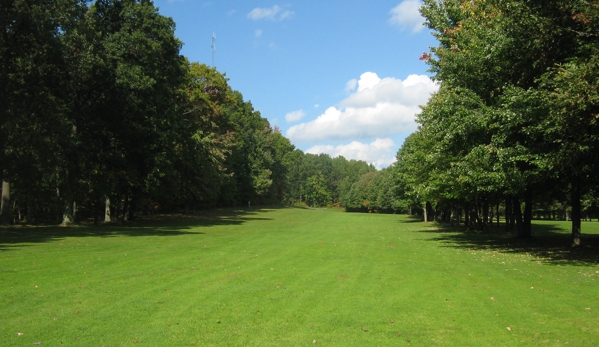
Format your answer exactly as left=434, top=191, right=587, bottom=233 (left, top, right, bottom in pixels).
left=416, top=222, right=599, bottom=266
left=400, top=215, right=425, bottom=223
left=0, top=206, right=277, bottom=251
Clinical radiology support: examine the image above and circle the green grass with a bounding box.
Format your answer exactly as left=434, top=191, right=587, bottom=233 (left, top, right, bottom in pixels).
left=1, top=207, right=598, bottom=346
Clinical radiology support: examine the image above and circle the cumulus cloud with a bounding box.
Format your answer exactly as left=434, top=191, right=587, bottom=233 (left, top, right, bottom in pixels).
left=247, top=5, right=294, bottom=21
left=285, top=110, right=306, bottom=123
left=307, top=138, right=397, bottom=169
left=286, top=72, right=438, bottom=142
left=389, top=0, right=425, bottom=33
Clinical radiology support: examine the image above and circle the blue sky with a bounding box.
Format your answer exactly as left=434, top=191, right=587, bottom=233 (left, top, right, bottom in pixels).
left=153, top=0, right=439, bottom=169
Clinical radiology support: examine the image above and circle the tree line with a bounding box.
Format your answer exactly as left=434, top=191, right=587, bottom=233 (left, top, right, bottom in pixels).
left=0, top=0, right=393, bottom=225
left=4, top=0, right=597, bottom=246
left=393, top=0, right=599, bottom=245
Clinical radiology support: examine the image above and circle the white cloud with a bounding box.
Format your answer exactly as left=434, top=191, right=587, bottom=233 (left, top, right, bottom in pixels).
left=247, top=5, right=294, bottom=21
left=345, top=78, right=358, bottom=92
left=285, top=109, right=306, bottom=123
left=389, top=0, right=425, bottom=33
left=255, top=29, right=263, bottom=37
left=307, top=138, right=397, bottom=169
left=286, top=72, right=438, bottom=142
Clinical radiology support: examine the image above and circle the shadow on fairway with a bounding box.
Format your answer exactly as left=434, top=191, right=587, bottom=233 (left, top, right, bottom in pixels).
left=0, top=207, right=277, bottom=251
left=398, top=215, right=425, bottom=223
left=416, top=222, right=599, bottom=266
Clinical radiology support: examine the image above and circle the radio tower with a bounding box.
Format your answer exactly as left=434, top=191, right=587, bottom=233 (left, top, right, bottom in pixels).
left=211, top=33, right=216, bottom=67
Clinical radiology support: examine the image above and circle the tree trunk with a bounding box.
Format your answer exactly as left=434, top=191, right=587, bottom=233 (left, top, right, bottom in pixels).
left=61, top=194, right=75, bottom=225
left=26, top=194, right=34, bottom=224
left=423, top=202, right=428, bottom=222
left=1, top=180, right=10, bottom=225
left=129, top=196, right=138, bottom=221
left=513, top=196, right=523, bottom=235
left=104, top=196, right=111, bottom=223
left=123, top=195, right=130, bottom=222
left=521, top=190, right=533, bottom=238
left=496, top=202, right=500, bottom=226
left=450, top=205, right=456, bottom=225
left=483, top=199, right=489, bottom=228
left=114, top=196, right=121, bottom=222
left=571, top=177, right=582, bottom=246
left=505, top=197, right=511, bottom=230
left=94, top=201, right=98, bottom=225
left=473, top=202, right=482, bottom=230
left=427, top=202, right=434, bottom=222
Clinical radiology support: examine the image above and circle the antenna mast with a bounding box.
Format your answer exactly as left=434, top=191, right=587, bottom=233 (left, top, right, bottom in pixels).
left=211, top=33, right=216, bottom=67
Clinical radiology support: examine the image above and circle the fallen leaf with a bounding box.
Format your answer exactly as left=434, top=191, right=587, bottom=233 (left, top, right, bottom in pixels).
left=133, top=339, right=138, bottom=343
left=312, top=339, right=317, bottom=344
left=506, top=327, right=512, bottom=332
left=17, top=332, right=24, bottom=336
left=490, top=297, right=494, bottom=301
left=362, top=328, right=369, bottom=332
left=74, top=310, right=79, bottom=315
left=33, top=342, right=42, bottom=345
left=389, top=320, right=395, bottom=324
left=585, top=308, right=591, bottom=310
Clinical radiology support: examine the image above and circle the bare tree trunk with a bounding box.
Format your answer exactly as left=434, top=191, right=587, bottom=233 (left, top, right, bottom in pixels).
left=123, top=195, right=130, bottom=222
left=129, top=196, right=138, bottom=221
left=496, top=202, right=500, bottom=226
left=513, top=196, right=523, bottom=236
left=62, top=196, right=75, bottom=225
left=483, top=199, right=489, bottom=229
left=1, top=180, right=10, bottom=225
left=26, top=194, right=34, bottom=224
left=571, top=177, right=582, bottom=246
left=450, top=205, right=456, bottom=225
left=104, top=196, right=111, bottom=223
left=521, top=190, right=533, bottom=238
left=93, top=197, right=100, bottom=225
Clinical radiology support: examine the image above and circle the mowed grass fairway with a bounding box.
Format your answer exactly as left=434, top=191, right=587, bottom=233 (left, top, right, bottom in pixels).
left=1, top=207, right=598, bottom=346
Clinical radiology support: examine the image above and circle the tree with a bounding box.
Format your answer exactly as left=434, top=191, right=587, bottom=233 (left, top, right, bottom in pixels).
left=414, top=0, right=599, bottom=242
left=303, top=172, right=331, bottom=208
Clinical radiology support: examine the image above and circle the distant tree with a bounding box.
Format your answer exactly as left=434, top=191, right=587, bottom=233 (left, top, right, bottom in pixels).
left=303, top=172, right=331, bottom=208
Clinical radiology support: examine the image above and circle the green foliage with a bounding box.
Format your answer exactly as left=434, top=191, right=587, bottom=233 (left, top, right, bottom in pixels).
left=303, top=172, right=331, bottom=207
left=396, top=0, right=599, bottom=240
left=0, top=0, right=298, bottom=223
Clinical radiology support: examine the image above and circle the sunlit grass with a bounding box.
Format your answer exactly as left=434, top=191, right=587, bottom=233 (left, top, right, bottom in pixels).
left=1, top=207, right=598, bottom=346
